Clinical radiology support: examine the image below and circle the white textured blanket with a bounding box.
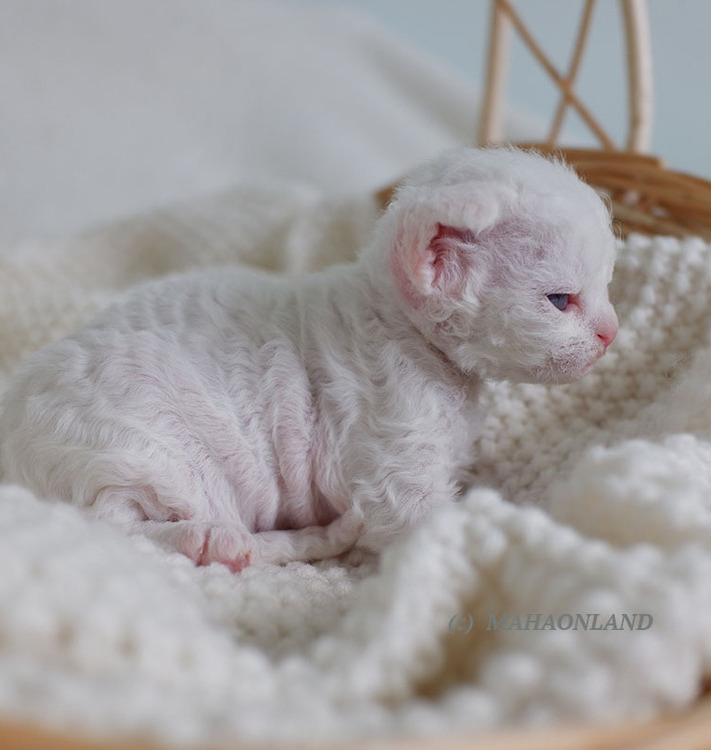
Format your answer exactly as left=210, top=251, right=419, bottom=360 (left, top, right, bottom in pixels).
left=2, top=187, right=711, bottom=747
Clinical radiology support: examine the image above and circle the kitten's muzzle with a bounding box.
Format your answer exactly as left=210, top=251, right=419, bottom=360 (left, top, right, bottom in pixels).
left=595, top=313, right=618, bottom=353
left=597, top=327, right=616, bottom=352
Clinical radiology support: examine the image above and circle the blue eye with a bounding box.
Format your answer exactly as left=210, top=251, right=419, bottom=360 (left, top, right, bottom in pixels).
left=547, top=293, right=570, bottom=311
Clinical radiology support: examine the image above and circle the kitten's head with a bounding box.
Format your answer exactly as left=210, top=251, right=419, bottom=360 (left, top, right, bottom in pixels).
left=369, top=147, right=618, bottom=385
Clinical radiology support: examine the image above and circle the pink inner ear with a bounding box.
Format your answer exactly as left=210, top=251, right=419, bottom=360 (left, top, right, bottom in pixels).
left=428, top=223, right=476, bottom=294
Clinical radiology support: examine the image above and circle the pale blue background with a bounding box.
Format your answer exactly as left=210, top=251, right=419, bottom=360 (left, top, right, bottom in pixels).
left=331, top=0, right=710, bottom=178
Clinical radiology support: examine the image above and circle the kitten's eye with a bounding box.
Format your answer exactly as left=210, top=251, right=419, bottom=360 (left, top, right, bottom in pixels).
left=547, top=293, right=570, bottom=311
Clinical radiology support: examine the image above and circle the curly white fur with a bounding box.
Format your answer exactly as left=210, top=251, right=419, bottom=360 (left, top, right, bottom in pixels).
left=0, top=148, right=617, bottom=570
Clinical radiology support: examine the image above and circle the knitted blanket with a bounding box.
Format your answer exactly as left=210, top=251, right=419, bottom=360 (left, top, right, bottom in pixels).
left=2, top=185, right=711, bottom=747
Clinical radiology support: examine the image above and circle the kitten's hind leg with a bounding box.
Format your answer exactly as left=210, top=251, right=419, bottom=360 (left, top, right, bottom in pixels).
left=139, top=511, right=365, bottom=570
left=252, top=510, right=364, bottom=565
left=89, top=487, right=364, bottom=570
left=89, top=486, right=256, bottom=572
left=134, top=513, right=363, bottom=572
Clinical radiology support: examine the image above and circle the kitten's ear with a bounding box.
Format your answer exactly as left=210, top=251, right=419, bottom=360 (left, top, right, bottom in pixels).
left=389, top=187, right=500, bottom=303
left=427, top=223, right=478, bottom=294
left=391, top=218, right=479, bottom=301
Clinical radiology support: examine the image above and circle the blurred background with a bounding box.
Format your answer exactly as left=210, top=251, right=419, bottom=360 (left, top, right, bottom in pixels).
left=0, top=0, right=706, bottom=247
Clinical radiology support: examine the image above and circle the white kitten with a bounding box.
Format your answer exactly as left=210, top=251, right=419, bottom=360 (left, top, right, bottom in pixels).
left=0, top=148, right=618, bottom=571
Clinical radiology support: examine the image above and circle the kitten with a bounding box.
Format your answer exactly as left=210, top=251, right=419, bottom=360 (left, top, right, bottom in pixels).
left=0, top=148, right=617, bottom=572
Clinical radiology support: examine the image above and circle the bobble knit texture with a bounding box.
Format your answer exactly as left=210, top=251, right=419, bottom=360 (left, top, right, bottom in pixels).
left=1, top=189, right=711, bottom=746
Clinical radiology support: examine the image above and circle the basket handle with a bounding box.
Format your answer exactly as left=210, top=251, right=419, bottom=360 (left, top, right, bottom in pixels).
left=477, top=0, right=653, bottom=153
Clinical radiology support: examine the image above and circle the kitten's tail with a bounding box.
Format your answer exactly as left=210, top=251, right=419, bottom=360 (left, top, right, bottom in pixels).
left=253, top=509, right=365, bottom=565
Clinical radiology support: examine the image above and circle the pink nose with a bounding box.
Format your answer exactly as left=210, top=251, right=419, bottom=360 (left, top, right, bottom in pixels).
left=597, top=325, right=617, bottom=351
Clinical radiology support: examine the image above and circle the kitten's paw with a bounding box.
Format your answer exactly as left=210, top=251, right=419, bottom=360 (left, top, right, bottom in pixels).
left=188, top=524, right=257, bottom=573
left=198, top=525, right=258, bottom=573
left=143, top=521, right=258, bottom=573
